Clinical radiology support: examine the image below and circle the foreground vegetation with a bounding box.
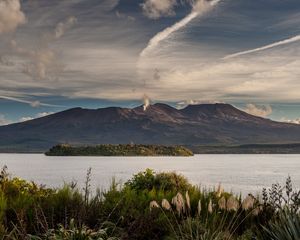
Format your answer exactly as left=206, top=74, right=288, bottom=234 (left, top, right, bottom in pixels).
left=45, top=144, right=194, bottom=156
left=0, top=167, right=299, bottom=239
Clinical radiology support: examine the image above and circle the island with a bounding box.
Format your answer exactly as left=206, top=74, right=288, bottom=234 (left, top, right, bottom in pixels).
left=45, top=144, right=194, bottom=156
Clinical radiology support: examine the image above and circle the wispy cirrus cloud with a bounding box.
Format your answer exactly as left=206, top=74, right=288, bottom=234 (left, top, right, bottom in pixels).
left=140, top=0, right=221, bottom=57
left=0, top=95, right=63, bottom=108
left=223, top=35, right=300, bottom=59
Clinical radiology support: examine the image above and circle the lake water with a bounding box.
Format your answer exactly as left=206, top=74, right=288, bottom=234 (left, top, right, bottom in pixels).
left=0, top=154, right=299, bottom=195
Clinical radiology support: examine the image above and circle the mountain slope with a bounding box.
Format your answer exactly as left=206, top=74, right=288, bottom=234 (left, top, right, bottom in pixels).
left=1, top=103, right=300, bottom=152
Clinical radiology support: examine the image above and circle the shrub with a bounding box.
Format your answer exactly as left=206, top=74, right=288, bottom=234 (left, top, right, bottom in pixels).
left=125, top=169, right=191, bottom=192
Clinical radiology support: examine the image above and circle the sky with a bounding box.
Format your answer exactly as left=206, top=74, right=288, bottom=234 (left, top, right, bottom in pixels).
left=0, top=0, right=300, bottom=125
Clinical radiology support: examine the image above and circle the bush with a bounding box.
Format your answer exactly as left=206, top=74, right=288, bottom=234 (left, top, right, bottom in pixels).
left=0, top=166, right=299, bottom=240
left=124, top=169, right=191, bottom=192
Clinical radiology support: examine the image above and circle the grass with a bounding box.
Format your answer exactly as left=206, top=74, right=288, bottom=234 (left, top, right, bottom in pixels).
left=0, top=166, right=299, bottom=239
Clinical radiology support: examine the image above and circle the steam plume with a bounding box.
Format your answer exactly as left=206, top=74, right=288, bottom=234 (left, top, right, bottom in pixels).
left=143, top=94, right=151, bottom=111
left=140, top=0, right=221, bottom=57
left=223, top=35, right=300, bottom=59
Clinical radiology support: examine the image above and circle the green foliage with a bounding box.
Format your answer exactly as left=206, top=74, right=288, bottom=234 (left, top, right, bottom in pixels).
left=5, top=219, right=121, bottom=240
left=0, top=166, right=298, bottom=240
left=263, top=209, right=300, bottom=240
left=124, top=169, right=191, bottom=192
left=45, top=144, right=194, bottom=156
left=261, top=176, right=300, bottom=213
left=150, top=190, right=258, bottom=240
left=42, top=219, right=121, bottom=240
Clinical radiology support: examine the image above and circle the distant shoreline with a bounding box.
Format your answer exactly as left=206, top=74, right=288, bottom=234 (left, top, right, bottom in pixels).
left=1, top=143, right=300, bottom=154
left=190, top=143, right=300, bottom=154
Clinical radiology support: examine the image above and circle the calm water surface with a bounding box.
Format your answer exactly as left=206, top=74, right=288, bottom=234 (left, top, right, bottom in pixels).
left=0, top=154, right=299, bottom=195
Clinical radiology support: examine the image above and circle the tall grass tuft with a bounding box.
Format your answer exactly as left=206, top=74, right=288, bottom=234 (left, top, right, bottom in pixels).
left=150, top=187, right=259, bottom=240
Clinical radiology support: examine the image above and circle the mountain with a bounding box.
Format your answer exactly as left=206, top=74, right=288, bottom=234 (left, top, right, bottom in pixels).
left=1, top=103, right=300, bottom=152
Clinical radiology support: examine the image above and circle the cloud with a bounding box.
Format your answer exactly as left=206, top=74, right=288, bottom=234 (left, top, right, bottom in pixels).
left=0, top=114, right=11, bottom=126
left=135, top=39, right=300, bottom=103
left=0, top=55, right=14, bottom=66
left=0, top=112, right=55, bottom=126
left=0, top=95, right=62, bottom=108
left=193, top=0, right=219, bottom=12
left=36, top=112, right=54, bottom=118
left=19, top=116, right=33, bottom=122
left=9, top=39, right=56, bottom=80
left=1, top=0, right=300, bottom=110
left=19, top=112, right=54, bottom=123
left=54, top=16, right=77, bottom=39
left=223, top=35, right=300, bottom=60
left=30, top=101, right=41, bottom=108
left=141, top=0, right=177, bottom=19
left=10, top=17, right=77, bottom=80
left=19, top=46, right=60, bottom=80
left=115, top=11, right=135, bottom=21
left=140, top=0, right=220, bottom=57
left=243, top=104, right=272, bottom=118
left=176, top=99, right=223, bottom=109
left=281, top=118, right=300, bottom=125
left=0, top=0, right=26, bottom=34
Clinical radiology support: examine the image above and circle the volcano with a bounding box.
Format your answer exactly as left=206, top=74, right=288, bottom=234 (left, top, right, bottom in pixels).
left=1, top=103, right=300, bottom=152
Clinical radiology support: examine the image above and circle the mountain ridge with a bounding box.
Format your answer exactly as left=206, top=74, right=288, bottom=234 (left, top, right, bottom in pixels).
left=1, top=103, right=300, bottom=152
